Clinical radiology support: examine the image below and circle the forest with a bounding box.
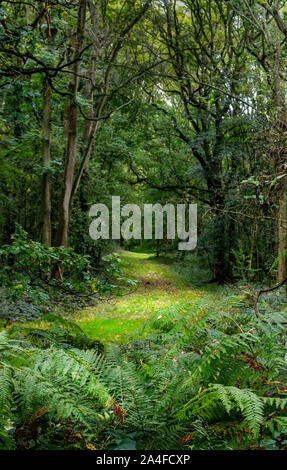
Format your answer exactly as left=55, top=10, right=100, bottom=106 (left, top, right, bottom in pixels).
left=1, top=0, right=287, bottom=453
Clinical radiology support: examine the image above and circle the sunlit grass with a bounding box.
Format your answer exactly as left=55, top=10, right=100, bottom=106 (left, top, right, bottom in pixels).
left=24, top=251, right=224, bottom=344
left=79, top=317, right=145, bottom=344
left=75, top=251, right=222, bottom=343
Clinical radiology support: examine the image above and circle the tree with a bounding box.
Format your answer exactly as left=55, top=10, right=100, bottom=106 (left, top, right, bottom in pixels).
left=231, top=0, right=287, bottom=284
left=57, top=0, right=87, bottom=247
left=140, top=0, right=253, bottom=281
left=57, top=0, right=153, bottom=246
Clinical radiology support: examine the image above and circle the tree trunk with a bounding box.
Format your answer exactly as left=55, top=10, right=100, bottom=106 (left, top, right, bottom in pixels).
left=41, top=77, right=52, bottom=246
left=212, top=211, right=229, bottom=284
left=274, top=6, right=287, bottom=284
left=57, top=0, right=87, bottom=247
left=278, top=192, right=287, bottom=282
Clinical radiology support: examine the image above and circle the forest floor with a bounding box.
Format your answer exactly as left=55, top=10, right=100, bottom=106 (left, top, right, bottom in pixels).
left=73, top=251, right=225, bottom=343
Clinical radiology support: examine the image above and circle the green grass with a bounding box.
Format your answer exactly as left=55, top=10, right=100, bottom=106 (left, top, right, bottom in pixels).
left=79, top=317, right=145, bottom=343
left=75, top=251, right=223, bottom=344
left=24, top=251, right=225, bottom=344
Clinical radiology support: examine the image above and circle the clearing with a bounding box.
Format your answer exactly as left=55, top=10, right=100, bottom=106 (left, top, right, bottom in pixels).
left=74, top=251, right=224, bottom=343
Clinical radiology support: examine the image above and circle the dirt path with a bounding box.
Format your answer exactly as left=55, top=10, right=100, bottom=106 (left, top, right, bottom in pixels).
left=76, top=251, right=222, bottom=343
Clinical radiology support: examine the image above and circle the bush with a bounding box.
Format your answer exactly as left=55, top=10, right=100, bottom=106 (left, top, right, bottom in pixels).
left=0, top=226, right=137, bottom=321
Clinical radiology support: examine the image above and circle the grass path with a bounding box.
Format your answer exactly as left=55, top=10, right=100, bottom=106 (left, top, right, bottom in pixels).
left=76, top=251, right=223, bottom=343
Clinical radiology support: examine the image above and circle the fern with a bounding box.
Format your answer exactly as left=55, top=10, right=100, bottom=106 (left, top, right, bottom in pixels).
left=177, top=384, right=264, bottom=437
left=1, top=287, right=287, bottom=449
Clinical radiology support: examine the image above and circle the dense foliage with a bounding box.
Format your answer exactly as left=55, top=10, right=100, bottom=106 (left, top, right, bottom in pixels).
left=0, top=0, right=286, bottom=282
left=1, top=0, right=287, bottom=452
left=1, top=288, right=287, bottom=450
left=0, top=226, right=137, bottom=325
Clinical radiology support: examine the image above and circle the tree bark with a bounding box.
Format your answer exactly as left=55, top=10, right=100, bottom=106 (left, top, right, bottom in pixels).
left=41, top=77, right=52, bottom=246
left=273, top=4, right=287, bottom=284
left=278, top=192, right=287, bottom=282
left=57, top=0, right=87, bottom=247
